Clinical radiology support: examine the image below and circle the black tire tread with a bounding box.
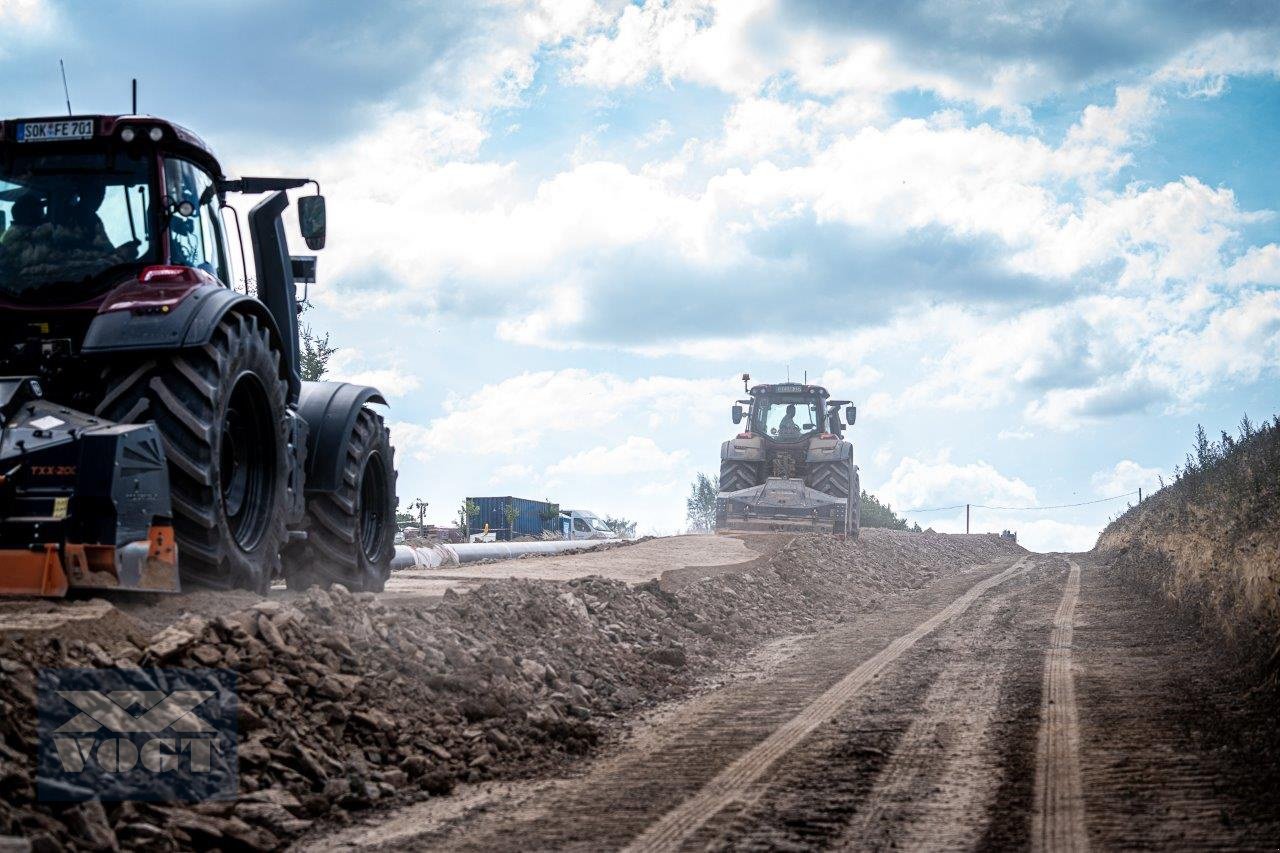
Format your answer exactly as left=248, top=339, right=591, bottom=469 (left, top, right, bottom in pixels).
left=96, top=312, right=289, bottom=591
left=719, top=459, right=759, bottom=493
left=284, top=408, right=396, bottom=593
left=807, top=456, right=860, bottom=538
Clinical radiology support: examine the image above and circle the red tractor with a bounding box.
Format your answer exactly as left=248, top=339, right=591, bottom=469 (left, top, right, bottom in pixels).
left=716, top=374, right=860, bottom=536
left=0, top=114, right=396, bottom=595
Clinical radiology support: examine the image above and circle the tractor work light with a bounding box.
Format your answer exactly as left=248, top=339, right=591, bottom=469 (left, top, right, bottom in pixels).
left=120, top=126, right=136, bottom=142
left=149, top=126, right=163, bottom=141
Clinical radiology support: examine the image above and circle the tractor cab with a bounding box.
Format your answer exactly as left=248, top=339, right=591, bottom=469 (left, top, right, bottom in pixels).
left=732, top=378, right=856, bottom=444
left=0, top=115, right=324, bottom=313
left=0, top=115, right=234, bottom=308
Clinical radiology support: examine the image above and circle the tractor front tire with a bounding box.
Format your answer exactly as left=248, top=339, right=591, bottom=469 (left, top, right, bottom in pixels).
left=284, top=408, right=396, bottom=593
left=97, top=313, right=290, bottom=592
left=719, top=459, right=759, bottom=493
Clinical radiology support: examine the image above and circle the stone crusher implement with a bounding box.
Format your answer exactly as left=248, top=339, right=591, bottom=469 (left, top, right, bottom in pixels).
left=714, top=375, right=861, bottom=537
left=0, top=377, right=178, bottom=595
left=0, top=113, right=398, bottom=596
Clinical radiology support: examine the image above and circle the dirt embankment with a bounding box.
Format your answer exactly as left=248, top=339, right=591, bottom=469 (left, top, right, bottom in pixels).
left=0, top=530, right=1021, bottom=851
left=1095, top=417, right=1280, bottom=681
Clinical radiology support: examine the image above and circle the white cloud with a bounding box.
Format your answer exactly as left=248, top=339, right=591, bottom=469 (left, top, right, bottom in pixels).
left=490, top=463, right=535, bottom=484
left=637, top=118, right=674, bottom=148
left=394, top=369, right=728, bottom=460
left=1155, top=30, right=1280, bottom=97
left=326, top=349, right=423, bottom=399
left=259, top=3, right=1280, bottom=449
left=0, top=0, right=52, bottom=27
left=1225, top=244, right=1280, bottom=285
left=1091, top=460, right=1165, bottom=497
left=546, top=436, right=689, bottom=478
left=997, top=427, right=1033, bottom=441
left=880, top=454, right=1037, bottom=513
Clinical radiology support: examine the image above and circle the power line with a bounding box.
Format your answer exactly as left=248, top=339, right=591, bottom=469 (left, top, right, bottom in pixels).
left=904, top=491, right=1138, bottom=514
left=906, top=499, right=962, bottom=512
left=975, top=491, right=1138, bottom=511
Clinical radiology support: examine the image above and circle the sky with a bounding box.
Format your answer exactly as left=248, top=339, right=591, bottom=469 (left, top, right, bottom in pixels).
left=2, top=0, right=1278, bottom=550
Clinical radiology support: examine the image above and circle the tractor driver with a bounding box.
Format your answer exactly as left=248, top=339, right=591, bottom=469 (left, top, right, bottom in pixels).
left=777, top=403, right=801, bottom=439
left=0, top=181, right=139, bottom=293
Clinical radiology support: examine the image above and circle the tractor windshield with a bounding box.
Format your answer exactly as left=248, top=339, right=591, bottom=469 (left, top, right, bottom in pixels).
left=0, top=148, right=157, bottom=304
left=753, top=395, right=823, bottom=442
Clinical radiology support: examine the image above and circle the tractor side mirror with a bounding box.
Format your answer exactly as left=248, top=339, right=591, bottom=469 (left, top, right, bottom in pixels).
left=846, top=405, right=856, bottom=426
left=298, top=194, right=327, bottom=250
left=732, top=404, right=744, bottom=424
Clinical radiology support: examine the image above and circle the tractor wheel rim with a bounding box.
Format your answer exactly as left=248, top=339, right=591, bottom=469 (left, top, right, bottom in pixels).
left=358, top=451, right=387, bottom=561
left=220, top=373, right=275, bottom=552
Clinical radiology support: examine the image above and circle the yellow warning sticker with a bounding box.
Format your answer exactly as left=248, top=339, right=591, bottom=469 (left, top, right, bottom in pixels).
left=52, top=497, right=69, bottom=519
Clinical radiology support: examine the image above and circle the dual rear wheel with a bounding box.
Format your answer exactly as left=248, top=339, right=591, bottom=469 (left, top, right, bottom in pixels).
left=97, top=312, right=395, bottom=592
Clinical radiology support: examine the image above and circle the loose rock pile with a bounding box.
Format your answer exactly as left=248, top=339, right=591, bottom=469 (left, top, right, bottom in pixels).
left=0, top=530, right=1022, bottom=850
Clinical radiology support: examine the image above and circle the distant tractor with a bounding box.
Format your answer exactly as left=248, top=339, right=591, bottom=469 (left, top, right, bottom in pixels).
left=716, top=374, right=860, bottom=536
left=0, top=113, right=396, bottom=595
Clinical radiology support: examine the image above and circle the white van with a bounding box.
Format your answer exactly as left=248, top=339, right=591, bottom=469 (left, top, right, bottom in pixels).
left=559, top=509, right=619, bottom=540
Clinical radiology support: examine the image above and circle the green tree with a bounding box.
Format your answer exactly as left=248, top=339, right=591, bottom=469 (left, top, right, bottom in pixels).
left=503, top=502, right=521, bottom=539
left=299, top=325, right=338, bottom=381
left=603, top=516, right=637, bottom=538
left=859, top=491, right=921, bottom=531
left=686, top=472, right=719, bottom=532
left=457, top=499, right=480, bottom=535
left=297, top=302, right=338, bottom=382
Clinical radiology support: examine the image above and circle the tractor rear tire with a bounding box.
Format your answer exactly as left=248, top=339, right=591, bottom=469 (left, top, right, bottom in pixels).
left=284, top=408, right=396, bottom=593
left=719, top=459, right=759, bottom=493
left=96, top=313, right=289, bottom=592
left=808, top=458, right=860, bottom=538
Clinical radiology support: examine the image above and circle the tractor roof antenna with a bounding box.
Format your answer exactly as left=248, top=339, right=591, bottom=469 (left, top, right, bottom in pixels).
left=131, top=78, right=137, bottom=114
left=59, top=59, right=73, bottom=116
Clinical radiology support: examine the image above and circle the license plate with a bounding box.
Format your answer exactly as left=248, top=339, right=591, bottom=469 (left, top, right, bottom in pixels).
left=16, top=119, right=94, bottom=143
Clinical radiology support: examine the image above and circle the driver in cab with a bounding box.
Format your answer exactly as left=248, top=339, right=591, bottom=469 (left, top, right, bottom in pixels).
left=777, top=404, right=801, bottom=439
left=0, top=181, right=136, bottom=290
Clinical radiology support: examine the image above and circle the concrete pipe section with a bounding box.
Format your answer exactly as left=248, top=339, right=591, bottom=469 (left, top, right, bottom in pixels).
left=391, top=539, right=616, bottom=571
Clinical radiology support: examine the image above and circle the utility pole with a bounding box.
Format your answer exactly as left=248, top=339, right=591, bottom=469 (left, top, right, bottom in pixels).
left=1138, top=487, right=1142, bottom=503
left=966, top=503, right=970, bottom=534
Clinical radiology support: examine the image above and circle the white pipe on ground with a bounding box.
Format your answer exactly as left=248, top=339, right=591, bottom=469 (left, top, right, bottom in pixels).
left=391, top=539, right=616, bottom=571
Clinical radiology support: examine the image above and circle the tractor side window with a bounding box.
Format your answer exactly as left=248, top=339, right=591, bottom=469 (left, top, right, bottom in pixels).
left=163, top=159, right=229, bottom=283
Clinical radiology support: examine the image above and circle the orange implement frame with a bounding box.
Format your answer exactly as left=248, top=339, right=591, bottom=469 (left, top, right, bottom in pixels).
left=0, top=525, right=179, bottom=597
left=0, top=544, right=70, bottom=597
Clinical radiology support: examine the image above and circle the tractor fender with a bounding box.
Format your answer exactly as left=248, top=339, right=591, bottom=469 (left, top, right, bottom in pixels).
left=83, top=285, right=295, bottom=398
left=721, top=433, right=764, bottom=462
left=806, top=436, right=852, bottom=464
left=296, top=381, right=388, bottom=494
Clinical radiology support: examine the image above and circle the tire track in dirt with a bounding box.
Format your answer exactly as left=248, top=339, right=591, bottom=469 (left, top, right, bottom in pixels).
left=623, top=557, right=1030, bottom=853
left=1032, top=559, right=1087, bottom=853
left=828, top=570, right=1029, bottom=851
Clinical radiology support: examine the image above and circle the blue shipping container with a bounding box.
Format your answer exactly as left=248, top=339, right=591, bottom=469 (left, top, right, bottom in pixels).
left=465, top=496, right=558, bottom=540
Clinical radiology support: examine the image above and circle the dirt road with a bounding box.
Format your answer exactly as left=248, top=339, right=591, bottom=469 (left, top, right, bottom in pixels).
left=321, top=551, right=1280, bottom=851
left=381, top=535, right=761, bottom=600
